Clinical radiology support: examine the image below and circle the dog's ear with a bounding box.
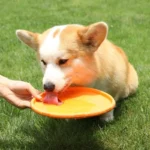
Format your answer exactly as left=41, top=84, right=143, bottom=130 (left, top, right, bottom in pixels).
left=16, top=30, right=40, bottom=50
left=78, top=22, right=108, bottom=50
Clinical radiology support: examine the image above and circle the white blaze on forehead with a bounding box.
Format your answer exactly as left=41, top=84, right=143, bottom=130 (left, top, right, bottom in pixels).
left=39, top=25, right=67, bottom=62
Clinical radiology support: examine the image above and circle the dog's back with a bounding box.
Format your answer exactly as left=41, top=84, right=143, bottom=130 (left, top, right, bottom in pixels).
left=92, top=39, right=138, bottom=101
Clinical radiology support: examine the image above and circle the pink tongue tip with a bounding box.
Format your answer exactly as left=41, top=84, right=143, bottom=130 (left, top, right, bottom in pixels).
left=43, top=92, right=62, bottom=105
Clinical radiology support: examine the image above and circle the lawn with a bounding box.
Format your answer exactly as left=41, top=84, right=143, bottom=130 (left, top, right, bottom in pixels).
left=0, top=0, right=150, bottom=149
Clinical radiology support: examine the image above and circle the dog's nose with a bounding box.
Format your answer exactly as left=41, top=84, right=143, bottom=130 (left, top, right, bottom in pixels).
left=44, top=82, right=55, bottom=92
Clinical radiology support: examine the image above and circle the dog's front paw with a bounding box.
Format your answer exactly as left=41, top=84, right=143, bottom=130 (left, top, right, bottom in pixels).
left=100, top=110, right=114, bottom=122
left=100, top=114, right=114, bottom=122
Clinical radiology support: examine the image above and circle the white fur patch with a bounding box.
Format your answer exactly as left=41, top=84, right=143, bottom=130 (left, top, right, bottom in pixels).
left=39, top=25, right=68, bottom=92
left=42, top=63, right=66, bottom=92
left=39, top=25, right=67, bottom=62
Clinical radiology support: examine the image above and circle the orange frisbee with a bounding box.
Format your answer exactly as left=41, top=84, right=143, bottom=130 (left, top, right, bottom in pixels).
left=31, top=87, right=115, bottom=119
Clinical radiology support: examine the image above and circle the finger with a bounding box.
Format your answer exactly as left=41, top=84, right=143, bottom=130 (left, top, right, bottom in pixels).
left=22, top=100, right=31, bottom=108
left=26, top=83, right=42, bottom=100
left=0, top=85, right=31, bottom=108
left=5, top=93, right=31, bottom=108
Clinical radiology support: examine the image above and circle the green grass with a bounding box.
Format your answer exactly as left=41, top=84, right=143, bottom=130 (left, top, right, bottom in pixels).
left=0, top=0, right=150, bottom=149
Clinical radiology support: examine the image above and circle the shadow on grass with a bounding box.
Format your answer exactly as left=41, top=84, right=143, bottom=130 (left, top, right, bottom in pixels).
left=0, top=115, right=112, bottom=150
left=1, top=94, right=137, bottom=150
left=0, top=97, right=132, bottom=150
left=28, top=118, right=108, bottom=150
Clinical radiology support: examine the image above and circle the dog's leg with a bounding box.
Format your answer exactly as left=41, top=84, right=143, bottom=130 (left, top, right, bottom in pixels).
left=100, top=109, right=114, bottom=122
left=100, top=92, right=120, bottom=122
left=126, top=64, right=138, bottom=97
left=119, top=64, right=138, bottom=99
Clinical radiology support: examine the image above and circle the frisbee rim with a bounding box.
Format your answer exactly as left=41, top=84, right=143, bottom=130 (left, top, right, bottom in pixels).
left=31, top=87, right=116, bottom=119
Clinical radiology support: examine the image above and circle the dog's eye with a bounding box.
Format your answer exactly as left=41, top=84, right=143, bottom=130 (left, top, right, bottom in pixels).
left=59, top=59, right=68, bottom=65
left=41, top=60, right=47, bottom=65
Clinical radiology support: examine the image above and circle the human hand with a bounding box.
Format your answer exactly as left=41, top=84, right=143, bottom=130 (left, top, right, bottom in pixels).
left=0, top=76, right=41, bottom=108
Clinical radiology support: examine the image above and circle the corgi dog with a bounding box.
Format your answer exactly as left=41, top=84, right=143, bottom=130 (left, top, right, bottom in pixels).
left=16, top=22, right=138, bottom=121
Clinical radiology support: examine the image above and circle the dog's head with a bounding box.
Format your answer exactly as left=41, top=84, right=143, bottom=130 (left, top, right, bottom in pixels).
left=16, top=22, right=108, bottom=93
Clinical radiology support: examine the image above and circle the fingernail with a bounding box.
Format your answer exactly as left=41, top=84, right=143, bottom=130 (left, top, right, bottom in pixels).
left=37, top=95, right=42, bottom=100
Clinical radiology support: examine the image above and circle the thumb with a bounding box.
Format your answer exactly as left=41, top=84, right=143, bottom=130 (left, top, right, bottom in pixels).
left=27, top=83, right=42, bottom=100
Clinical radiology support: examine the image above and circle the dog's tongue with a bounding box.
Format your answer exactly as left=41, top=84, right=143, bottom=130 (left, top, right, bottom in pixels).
left=43, top=92, right=62, bottom=105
